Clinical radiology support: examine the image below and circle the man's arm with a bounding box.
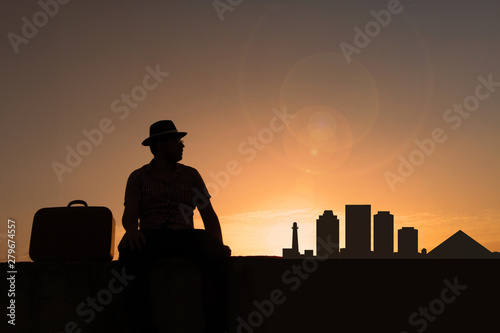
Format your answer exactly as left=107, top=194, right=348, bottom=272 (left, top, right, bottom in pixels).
left=199, top=200, right=231, bottom=256
left=119, top=200, right=146, bottom=251
left=198, top=199, right=223, bottom=243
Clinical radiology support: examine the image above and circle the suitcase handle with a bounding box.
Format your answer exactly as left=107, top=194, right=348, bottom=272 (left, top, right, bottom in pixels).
left=67, top=200, right=88, bottom=207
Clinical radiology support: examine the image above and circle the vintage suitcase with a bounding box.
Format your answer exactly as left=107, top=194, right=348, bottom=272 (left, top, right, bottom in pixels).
left=29, top=200, right=115, bottom=262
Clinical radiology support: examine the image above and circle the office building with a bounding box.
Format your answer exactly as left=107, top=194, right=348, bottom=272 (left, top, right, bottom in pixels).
left=398, top=227, right=418, bottom=257
left=316, top=210, right=339, bottom=258
left=374, top=211, right=394, bottom=256
left=345, top=205, right=371, bottom=257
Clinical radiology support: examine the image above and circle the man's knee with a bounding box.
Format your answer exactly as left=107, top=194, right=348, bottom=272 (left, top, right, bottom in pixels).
left=199, top=231, right=226, bottom=258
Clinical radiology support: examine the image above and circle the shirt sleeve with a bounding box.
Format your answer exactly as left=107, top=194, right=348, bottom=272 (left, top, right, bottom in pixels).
left=124, top=171, right=142, bottom=205
left=193, top=169, right=211, bottom=202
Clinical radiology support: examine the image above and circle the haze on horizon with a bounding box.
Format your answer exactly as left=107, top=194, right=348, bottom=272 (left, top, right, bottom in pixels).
left=1, top=0, right=500, bottom=261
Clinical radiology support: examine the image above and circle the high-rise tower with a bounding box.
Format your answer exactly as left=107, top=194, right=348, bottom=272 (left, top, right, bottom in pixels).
left=398, top=227, right=418, bottom=257
left=374, top=211, right=394, bottom=257
left=316, top=210, right=339, bottom=258
left=345, top=205, right=371, bottom=258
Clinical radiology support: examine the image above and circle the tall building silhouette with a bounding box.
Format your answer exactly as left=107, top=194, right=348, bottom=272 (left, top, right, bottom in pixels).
left=316, top=210, right=339, bottom=258
left=398, top=227, right=418, bottom=257
left=345, top=205, right=371, bottom=258
left=374, top=211, right=394, bottom=257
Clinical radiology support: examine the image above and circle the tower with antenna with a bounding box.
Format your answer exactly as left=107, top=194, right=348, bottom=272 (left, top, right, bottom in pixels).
left=283, top=222, right=313, bottom=258
left=291, top=222, right=299, bottom=253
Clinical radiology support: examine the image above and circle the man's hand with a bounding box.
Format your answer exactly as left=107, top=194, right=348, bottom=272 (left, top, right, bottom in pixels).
left=223, top=245, right=231, bottom=257
left=120, top=201, right=144, bottom=251
left=118, top=229, right=146, bottom=251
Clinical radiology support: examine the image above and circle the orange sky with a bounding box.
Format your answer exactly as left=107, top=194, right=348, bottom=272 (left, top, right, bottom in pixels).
left=1, top=1, right=500, bottom=261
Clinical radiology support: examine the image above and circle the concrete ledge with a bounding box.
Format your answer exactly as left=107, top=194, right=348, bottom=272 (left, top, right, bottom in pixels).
left=6, top=258, right=500, bottom=332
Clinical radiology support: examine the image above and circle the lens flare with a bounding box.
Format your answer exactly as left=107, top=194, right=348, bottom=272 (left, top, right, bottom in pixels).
left=283, top=105, right=353, bottom=174
left=236, top=10, right=435, bottom=176
left=279, top=52, right=379, bottom=146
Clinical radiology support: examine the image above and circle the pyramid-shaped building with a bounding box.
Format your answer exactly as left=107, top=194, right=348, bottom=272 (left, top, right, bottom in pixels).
left=427, top=230, right=493, bottom=258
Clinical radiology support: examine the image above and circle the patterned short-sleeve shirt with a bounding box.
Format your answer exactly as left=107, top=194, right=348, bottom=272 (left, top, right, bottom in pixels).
left=124, top=160, right=211, bottom=230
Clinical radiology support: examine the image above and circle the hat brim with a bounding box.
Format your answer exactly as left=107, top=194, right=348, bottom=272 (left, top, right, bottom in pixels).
left=142, top=131, right=187, bottom=146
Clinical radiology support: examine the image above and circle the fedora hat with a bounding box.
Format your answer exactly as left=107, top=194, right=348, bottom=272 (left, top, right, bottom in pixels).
left=141, top=120, right=187, bottom=146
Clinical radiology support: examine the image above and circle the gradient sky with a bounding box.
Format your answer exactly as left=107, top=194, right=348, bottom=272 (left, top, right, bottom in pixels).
left=1, top=0, right=499, bottom=261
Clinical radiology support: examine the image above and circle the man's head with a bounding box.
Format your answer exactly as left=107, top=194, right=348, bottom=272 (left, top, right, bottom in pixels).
left=149, top=135, right=185, bottom=161
left=142, top=120, right=187, bottom=161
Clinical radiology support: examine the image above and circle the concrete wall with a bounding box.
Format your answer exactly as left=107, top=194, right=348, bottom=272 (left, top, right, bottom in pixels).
left=6, top=258, right=500, bottom=332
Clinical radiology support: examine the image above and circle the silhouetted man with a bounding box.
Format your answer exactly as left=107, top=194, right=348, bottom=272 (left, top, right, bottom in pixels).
left=118, top=120, right=231, bottom=333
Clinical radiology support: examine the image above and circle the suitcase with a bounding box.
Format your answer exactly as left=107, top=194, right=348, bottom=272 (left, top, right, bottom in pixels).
left=29, top=200, right=115, bottom=262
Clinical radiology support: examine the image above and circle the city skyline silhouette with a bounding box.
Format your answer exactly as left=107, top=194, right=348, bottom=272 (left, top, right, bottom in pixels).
left=283, top=204, right=498, bottom=259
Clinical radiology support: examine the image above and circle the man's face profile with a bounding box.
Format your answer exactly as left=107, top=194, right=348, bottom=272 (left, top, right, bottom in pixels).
left=155, top=136, right=185, bottom=162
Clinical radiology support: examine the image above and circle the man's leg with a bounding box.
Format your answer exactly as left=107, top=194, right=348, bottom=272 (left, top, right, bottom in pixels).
left=199, top=240, right=230, bottom=333
left=162, top=229, right=230, bottom=333
left=118, top=230, right=160, bottom=333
